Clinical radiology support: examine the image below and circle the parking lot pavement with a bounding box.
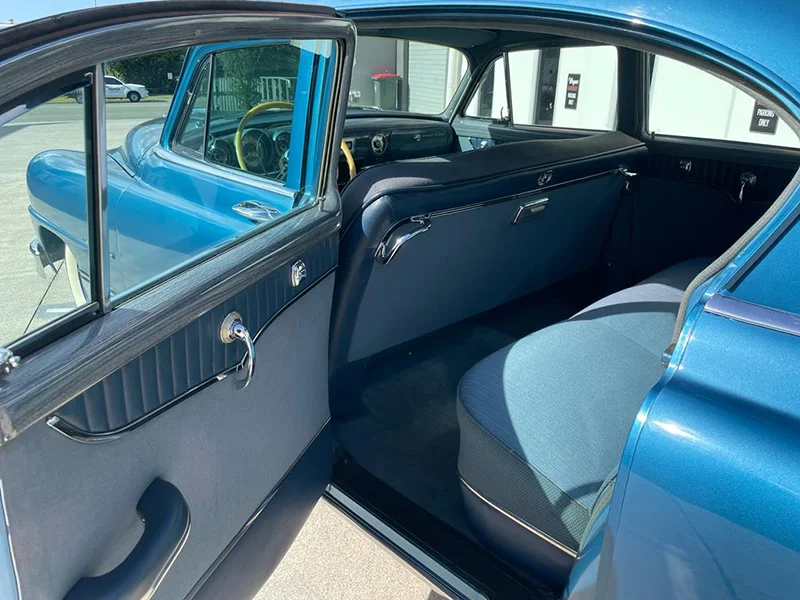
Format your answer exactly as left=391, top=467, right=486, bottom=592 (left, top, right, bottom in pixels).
left=256, top=499, right=450, bottom=600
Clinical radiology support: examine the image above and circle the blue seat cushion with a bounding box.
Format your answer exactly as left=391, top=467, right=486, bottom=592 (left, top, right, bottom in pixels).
left=456, top=258, right=710, bottom=576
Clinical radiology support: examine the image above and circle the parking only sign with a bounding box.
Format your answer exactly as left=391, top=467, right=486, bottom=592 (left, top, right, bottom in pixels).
left=750, top=101, right=778, bottom=134
left=564, top=74, right=581, bottom=109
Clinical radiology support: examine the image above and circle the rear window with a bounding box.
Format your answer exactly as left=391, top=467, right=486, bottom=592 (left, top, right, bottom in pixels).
left=465, top=45, right=618, bottom=131
left=348, top=37, right=467, bottom=115
left=648, top=55, right=800, bottom=148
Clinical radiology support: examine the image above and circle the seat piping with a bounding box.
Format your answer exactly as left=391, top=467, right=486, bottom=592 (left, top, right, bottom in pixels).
left=460, top=476, right=579, bottom=558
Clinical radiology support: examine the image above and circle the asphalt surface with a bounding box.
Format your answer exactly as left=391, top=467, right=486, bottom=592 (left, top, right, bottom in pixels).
left=2, top=99, right=448, bottom=598
left=256, top=500, right=449, bottom=600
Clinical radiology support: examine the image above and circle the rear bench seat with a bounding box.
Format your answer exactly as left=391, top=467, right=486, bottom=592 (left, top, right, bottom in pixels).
left=456, top=257, right=710, bottom=585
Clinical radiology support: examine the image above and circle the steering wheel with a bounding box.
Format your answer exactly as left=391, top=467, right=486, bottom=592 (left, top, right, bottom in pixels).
left=234, top=100, right=357, bottom=181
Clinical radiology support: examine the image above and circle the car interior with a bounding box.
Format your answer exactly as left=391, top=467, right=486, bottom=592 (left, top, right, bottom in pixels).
left=318, top=26, right=799, bottom=598
left=3, top=8, right=798, bottom=599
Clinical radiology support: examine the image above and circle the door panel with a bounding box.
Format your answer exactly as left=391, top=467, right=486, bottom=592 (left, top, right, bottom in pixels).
left=624, top=137, right=800, bottom=280
left=0, top=268, right=335, bottom=599
left=49, top=237, right=337, bottom=439
left=0, top=4, right=355, bottom=599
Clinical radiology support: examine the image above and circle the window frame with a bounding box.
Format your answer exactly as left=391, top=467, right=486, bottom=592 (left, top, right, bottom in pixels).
left=168, top=42, right=318, bottom=199
left=459, top=44, right=621, bottom=135
left=350, top=36, right=470, bottom=119
left=0, top=22, right=350, bottom=359
left=2, top=69, right=104, bottom=356
left=643, top=52, right=800, bottom=151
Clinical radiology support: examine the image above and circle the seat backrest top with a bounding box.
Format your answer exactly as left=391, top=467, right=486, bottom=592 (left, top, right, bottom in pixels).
left=340, top=131, right=643, bottom=230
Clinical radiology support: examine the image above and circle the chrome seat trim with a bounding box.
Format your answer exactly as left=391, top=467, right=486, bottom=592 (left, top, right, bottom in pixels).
left=460, top=477, right=578, bottom=559
left=704, top=293, right=800, bottom=337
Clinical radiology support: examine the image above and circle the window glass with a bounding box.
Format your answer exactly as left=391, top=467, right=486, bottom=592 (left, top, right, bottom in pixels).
left=175, top=59, right=210, bottom=154
left=649, top=55, right=800, bottom=148
left=465, top=58, right=507, bottom=119
left=102, top=41, right=335, bottom=300
left=347, top=37, right=467, bottom=115
left=465, top=46, right=618, bottom=131
left=3, top=82, right=91, bottom=345
left=203, top=43, right=303, bottom=184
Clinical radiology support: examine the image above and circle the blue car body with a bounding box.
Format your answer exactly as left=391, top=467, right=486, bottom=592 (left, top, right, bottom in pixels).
left=22, top=2, right=800, bottom=598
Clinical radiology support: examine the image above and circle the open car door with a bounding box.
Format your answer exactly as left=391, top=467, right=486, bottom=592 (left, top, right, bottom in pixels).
left=0, top=3, right=354, bottom=598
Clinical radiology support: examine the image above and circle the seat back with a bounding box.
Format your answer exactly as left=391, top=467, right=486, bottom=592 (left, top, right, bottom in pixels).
left=331, top=132, right=647, bottom=385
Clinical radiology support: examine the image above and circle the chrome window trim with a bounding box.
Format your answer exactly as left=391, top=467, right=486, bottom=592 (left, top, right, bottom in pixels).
left=460, top=477, right=578, bottom=559
left=171, top=54, right=213, bottom=158
left=87, top=63, right=110, bottom=311
left=704, top=293, right=800, bottom=337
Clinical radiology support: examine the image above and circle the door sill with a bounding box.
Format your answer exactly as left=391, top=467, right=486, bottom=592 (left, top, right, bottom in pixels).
left=328, top=449, right=557, bottom=600
left=324, top=484, right=486, bottom=600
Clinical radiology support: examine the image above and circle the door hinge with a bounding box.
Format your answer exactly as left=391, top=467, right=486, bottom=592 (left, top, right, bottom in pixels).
left=0, top=347, right=20, bottom=379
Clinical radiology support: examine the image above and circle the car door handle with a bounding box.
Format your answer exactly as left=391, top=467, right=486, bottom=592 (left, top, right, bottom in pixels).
left=232, top=200, right=281, bottom=223
left=64, top=478, right=190, bottom=600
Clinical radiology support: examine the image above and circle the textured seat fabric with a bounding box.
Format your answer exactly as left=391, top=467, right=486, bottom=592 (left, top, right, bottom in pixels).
left=456, top=258, right=711, bottom=582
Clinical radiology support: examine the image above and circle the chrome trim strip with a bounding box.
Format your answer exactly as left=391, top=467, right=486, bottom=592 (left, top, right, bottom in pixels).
left=374, top=216, right=432, bottom=264
left=325, top=484, right=488, bottom=600
left=704, top=293, right=800, bottom=337
left=459, top=477, right=578, bottom=559
left=46, top=268, right=336, bottom=443
left=427, top=168, right=620, bottom=219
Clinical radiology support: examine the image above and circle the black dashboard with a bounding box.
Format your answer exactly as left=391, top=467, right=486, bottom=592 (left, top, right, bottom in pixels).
left=202, top=113, right=457, bottom=185
left=340, top=117, right=456, bottom=175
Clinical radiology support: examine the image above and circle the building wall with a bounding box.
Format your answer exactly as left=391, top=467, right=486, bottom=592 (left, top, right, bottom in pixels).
left=509, top=49, right=541, bottom=124
left=349, top=37, right=397, bottom=108
left=649, top=55, right=800, bottom=148
left=551, top=46, right=618, bottom=130
left=407, top=41, right=450, bottom=113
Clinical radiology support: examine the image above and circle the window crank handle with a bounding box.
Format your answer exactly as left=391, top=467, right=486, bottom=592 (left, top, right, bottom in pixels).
left=220, top=312, right=256, bottom=390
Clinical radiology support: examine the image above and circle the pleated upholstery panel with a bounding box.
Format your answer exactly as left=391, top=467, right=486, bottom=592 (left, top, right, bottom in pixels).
left=54, top=234, right=337, bottom=434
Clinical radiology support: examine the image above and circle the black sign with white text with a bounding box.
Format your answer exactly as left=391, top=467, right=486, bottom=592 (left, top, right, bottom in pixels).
left=564, top=74, right=581, bottom=109
left=750, top=101, right=778, bottom=134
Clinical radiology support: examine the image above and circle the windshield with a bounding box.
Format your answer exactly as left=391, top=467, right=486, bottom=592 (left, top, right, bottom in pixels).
left=348, top=37, right=468, bottom=115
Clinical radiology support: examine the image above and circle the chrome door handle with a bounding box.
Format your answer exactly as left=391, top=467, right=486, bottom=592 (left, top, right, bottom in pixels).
left=220, top=312, right=255, bottom=390
left=232, top=200, right=281, bottom=223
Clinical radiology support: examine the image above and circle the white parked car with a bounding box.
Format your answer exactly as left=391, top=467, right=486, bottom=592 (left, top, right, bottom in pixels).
left=72, top=76, right=149, bottom=102
left=103, top=75, right=148, bottom=102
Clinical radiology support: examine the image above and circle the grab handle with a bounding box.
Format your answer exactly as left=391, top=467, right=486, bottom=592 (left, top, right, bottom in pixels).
left=375, top=216, right=432, bottom=265
left=64, top=478, right=190, bottom=600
